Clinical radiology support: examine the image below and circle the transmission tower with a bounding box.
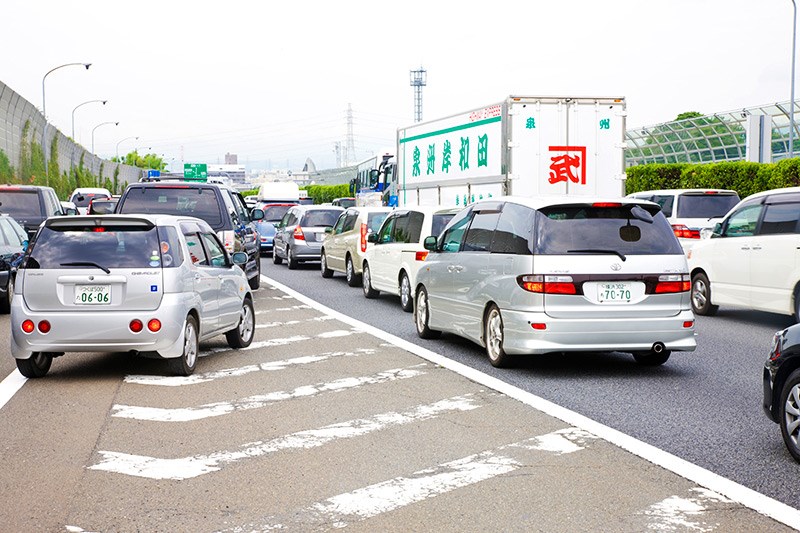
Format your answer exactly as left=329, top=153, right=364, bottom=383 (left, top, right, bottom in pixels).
left=345, top=103, right=356, bottom=166
left=410, top=67, right=427, bottom=123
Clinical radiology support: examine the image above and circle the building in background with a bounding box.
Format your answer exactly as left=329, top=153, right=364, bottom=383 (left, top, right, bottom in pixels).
left=225, top=153, right=238, bottom=164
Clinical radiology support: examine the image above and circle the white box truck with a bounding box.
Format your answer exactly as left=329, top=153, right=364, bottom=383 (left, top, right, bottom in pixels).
left=395, top=96, right=627, bottom=207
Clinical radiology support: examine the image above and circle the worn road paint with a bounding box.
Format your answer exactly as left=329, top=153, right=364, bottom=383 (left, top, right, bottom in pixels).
left=0, top=370, right=26, bottom=410
left=225, top=428, right=597, bottom=532
left=89, top=395, right=481, bottom=480
left=641, top=487, right=734, bottom=532
left=256, top=315, right=335, bottom=328
left=255, top=304, right=310, bottom=314
left=111, top=365, right=427, bottom=422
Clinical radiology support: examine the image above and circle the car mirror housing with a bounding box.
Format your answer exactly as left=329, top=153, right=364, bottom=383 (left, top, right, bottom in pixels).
left=250, top=208, right=264, bottom=221
left=423, top=236, right=437, bottom=251
left=367, top=233, right=378, bottom=243
left=231, top=251, right=248, bottom=265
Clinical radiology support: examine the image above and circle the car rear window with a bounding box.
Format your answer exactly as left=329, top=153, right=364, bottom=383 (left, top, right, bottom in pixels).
left=676, top=193, right=740, bottom=219
left=261, top=205, right=293, bottom=222
left=0, top=191, right=40, bottom=217
left=301, top=209, right=341, bottom=227
left=534, top=204, right=683, bottom=255
left=25, top=224, right=164, bottom=269
left=119, top=187, right=223, bottom=228
left=432, top=213, right=455, bottom=237
left=72, top=193, right=110, bottom=207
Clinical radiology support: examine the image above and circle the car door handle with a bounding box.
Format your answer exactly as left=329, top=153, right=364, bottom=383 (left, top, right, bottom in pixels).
left=448, top=265, right=464, bottom=273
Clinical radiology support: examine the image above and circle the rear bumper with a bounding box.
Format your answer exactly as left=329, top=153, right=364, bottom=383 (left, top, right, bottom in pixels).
left=499, top=308, right=697, bottom=355
left=291, top=241, right=322, bottom=261
left=10, top=294, right=190, bottom=359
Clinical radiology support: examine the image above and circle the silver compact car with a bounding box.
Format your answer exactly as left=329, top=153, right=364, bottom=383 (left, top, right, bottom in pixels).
left=414, top=197, right=697, bottom=367
left=273, top=205, right=344, bottom=269
left=11, top=214, right=256, bottom=378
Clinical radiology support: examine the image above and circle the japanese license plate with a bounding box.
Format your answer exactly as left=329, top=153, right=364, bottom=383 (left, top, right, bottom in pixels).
left=597, top=282, right=632, bottom=303
left=75, top=285, right=111, bottom=305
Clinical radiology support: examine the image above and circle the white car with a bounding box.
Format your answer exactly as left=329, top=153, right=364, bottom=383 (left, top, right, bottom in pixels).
left=69, top=187, right=113, bottom=215
left=687, top=187, right=800, bottom=320
left=361, top=206, right=459, bottom=312
left=626, top=189, right=740, bottom=251
left=320, top=207, right=392, bottom=286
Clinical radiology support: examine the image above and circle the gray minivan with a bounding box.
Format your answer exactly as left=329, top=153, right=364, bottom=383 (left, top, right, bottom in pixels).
left=414, top=196, right=697, bottom=367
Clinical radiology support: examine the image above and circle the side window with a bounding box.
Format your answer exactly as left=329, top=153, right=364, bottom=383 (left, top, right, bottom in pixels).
left=491, top=203, right=534, bottom=254
left=332, top=213, right=347, bottom=234
left=157, top=226, right=184, bottom=268
left=392, top=215, right=411, bottom=243
left=220, top=190, right=240, bottom=225
left=759, top=202, right=800, bottom=235
left=651, top=195, right=674, bottom=217
left=463, top=210, right=501, bottom=252
left=201, top=232, right=228, bottom=267
left=183, top=231, right=209, bottom=265
left=378, top=216, right=396, bottom=244
left=342, top=212, right=358, bottom=233
left=405, top=212, right=424, bottom=243
left=439, top=209, right=472, bottom=253
left=231, top=193, right=250, bottom=223
left=722, top=204, right=763, bottom=237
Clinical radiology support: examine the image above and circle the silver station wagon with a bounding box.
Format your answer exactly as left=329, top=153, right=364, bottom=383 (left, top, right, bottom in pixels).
left=11, top=214, right=256, bottom=378
left=414, top=197, right=697, bottom=367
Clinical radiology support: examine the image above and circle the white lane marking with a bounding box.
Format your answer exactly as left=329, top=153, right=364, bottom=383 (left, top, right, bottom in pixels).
left=111, top=365, right=427, bottom=422
left=0, top=370, right=26, bottom=410
left=642, top=487, right=733, bottom=532
left=256, top=315, right=335, bottom=328
left=226, top=427, right=597, bottom=532
left=197, top=329, right=363, bottom=359
left=263, top=275, right=800, bottom=531
left=89, top=395, right=480, bottom=480
left=255, top=304, right=310, bottom=314
left=124, top=349, right=376, bottom=386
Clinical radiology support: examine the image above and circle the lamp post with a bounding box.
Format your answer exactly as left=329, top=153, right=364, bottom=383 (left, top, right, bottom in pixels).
left=115, top=136, right=139, bottom=160
left=91, top=121, right=119, bottom=155
left=71, top=99, right=107, bottom=140
left=42, top=62, right=91, bottom=184
left=791, top=0, right=797, bottom=159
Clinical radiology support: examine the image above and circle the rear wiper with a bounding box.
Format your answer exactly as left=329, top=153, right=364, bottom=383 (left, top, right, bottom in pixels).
left=60, top=261, right=111, bottom=274
left=567, top=249, right=627, bottom=261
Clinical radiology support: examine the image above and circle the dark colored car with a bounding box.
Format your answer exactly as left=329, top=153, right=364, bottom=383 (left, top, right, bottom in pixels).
left=763, top=323, right=800, bottom=462
left=254, top=202, right=296, bottom=255
left=0, top=214, right=28, bottom=313
left=0, top=184, right=65, bottom=239
left=116, top=182, right=264, bottom=289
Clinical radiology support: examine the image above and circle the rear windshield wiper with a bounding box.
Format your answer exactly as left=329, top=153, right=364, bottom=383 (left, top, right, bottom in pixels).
left=567, top=249, right=627, bottom=261
left=60, top=261, right=111, bottom=274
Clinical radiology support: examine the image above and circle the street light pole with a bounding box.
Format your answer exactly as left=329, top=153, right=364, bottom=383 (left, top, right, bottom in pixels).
left=791, top=0, right=797, bottom=159
left=41, top=62, right=91, bottom=184
left=91, top=121, right=119, bottom=155
left=71, top=99, right=107, bottom=140
left=115, top=136, right=139, bottom=160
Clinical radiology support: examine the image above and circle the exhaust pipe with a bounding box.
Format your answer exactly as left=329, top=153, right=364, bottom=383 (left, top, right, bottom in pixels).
left=652, top=342, right=665, bottom=354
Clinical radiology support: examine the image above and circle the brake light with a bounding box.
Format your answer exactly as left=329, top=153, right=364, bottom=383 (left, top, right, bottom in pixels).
left=130, top=319, right=143, bottom=333
left=655, top=274, right=691, bottom=293
left=221, top=230, right=236, bottom=253
left=415, top=251, right=429, bottom=261
left=92, top=227, right=106, bottom=232
left=771, top=332, right=783, bottom=361
left=683, top=321, right=694, bottom=328
left=147, top=319, right=162, bottom=332
left=293, top=226, right=306, bottom=241
left=531, top=323, right=547, bottom=330
left=37, top=321, right=51, bottom=334
left=671, top=224, right=700, bottom=239
left=360, top=223, right=368, bottom=252
left=21, top=320, right=35, bottom=334
left=592, top=202, right=622, bottom=208
left=517, top=275, right=577, bottom=294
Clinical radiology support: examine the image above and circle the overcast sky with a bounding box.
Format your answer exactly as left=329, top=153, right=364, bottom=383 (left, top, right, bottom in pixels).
left=1, top=0, right=793, bottom=172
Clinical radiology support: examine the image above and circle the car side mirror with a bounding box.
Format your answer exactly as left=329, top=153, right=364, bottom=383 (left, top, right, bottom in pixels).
left=710, top=222, right=722, bottom=238
left=325, top=227, right=333, bottom=234
left=65, top=207, right=78, bottom=216
left=250, top=208, right=264, bottom=221
left=367, top=233, right=378, bottom=243
left=231, top=251, right=248, bottom=265
left=423, top=236, right=438, bottom=251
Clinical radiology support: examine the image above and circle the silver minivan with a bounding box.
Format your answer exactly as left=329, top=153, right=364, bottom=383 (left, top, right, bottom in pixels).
left=414, top=197, right=697, bottom=367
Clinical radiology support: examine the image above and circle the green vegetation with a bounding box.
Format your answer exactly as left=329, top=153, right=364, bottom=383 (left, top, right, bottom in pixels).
left=302, top=184, right=351, bottom=204
left=112, top=151, right=166, bottom=171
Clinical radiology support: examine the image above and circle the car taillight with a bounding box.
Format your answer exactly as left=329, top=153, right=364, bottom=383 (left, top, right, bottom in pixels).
left=671, top=224, right=700, bottom=239
left=221, top=231, right=236, bottom=253
left=655, top=274, right=691, bottom=293
left=415, top=251, right=428, bottom=261
left=37, top=321, right=51, bottom=334
left=360, top=223, right=368, bottom=253
left=21, top=320, right=35, bottom=334
left=130, top=319, right=143, bottom=333
left=517, top=275, right=576, bottom=294
left=770, top=332, right=783, bottom=362
left=293, top=226, right=306, bottom=241
left=148, top=319, right=161, bottom=332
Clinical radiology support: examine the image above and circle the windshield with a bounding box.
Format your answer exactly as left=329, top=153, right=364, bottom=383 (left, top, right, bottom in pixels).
left=676, top=194, right=740, bottom=219
left=118, top=187, right=222, bottom=228
left=432, top=213, right=456, bottom=237
left=535, top=204, right=683, bottom=255
left=25, top=225, right=163, bottom=269
left=0, top=191, right=40, bottom=217
left=301, top=210, right=342, bottom=227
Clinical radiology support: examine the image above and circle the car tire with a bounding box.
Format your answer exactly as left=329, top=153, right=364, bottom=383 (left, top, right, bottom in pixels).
left=226, top=297, right=255, bottom=349
left=362, top=262, right=379, bottom=298
left=248, top=257, right=261, bottom=290
left=345, top=255, right=360, bottom=287
left=15, top=352, right=53, bottom=378
left=321, top=251, right=333, bottom=278
left=272, top=248, right=283, bottom=265
left=485, top=305, right=511, bottom=367
left=399, top=272, right=413, bottom=313
left=779, top=368, right=800, bottom=463
left=691, top=272, right=718, bottom=316
left=794, top=287, right=800, bottom=323
left=0, top=273, right=14, bottom=314
left=287, top=247, right=299, bottom=270
left=415, top=286, right=441, bottom=339
left=169, top=315, right=199, bottom=376
left=632, top=350, right=671, bottom=366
